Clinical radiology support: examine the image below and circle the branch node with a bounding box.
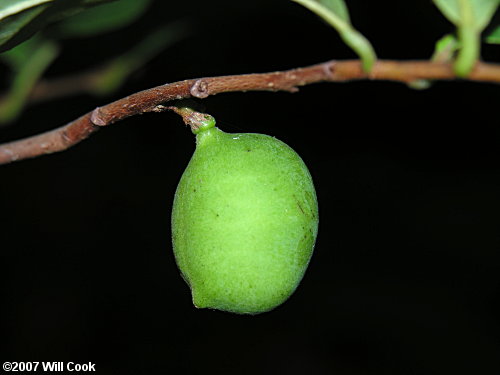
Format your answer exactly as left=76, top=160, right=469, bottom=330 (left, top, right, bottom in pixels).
left=323, top=61, right=336, bottom=79
left=90, top=107, right=107, bottom=126
left=61, top=130, right=72, bottom=146
left=190, top=79, right=210, bottom=98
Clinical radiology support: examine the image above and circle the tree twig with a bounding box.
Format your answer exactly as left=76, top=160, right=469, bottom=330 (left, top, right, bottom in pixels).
left=1, top=59, right=500, bottom=165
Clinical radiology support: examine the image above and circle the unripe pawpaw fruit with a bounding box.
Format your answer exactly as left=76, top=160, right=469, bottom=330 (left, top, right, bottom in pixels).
left=171, top=113, right=318, bottom=314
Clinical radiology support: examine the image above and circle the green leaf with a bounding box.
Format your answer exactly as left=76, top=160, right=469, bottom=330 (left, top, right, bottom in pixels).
left=0, top=0, right=115, bottom=52
left=0, top=0, right=51, bottom=20
left=318, top=0, right=350, bottom=23
left=0, top=30, right=43, bottom=69
left=432, top=33, right=460, bottom=62
left=485, top=24, right=500, bottom=42
left=290, top=0, right=376, bottom=72
left=433, top=0, right=461, bottom=24
left=432, top=0, right=500, bottom=77
left=0, top=2, right=49, bottom=52
left=0, top=37, right=59, bottom=124
left=434, top=0, right=500, bottom=29
left=56, top=0, right=152, bottom=38
left=470, top=0, right=500, bottom=29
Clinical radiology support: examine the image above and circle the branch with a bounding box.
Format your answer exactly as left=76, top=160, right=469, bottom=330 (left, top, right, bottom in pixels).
left=1, top=59, right=500, bottom=165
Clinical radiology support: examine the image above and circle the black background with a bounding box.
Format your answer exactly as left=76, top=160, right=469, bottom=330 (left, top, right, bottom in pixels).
left=1, top=1, right=500, bottom=374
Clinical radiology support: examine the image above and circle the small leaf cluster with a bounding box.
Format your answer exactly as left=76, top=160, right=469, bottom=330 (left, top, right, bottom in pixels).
left=292, top=0, right=500, bottom=77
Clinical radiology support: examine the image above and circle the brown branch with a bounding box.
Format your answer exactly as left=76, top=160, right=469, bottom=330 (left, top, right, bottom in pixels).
left=1, top=59, right=500, bottom=165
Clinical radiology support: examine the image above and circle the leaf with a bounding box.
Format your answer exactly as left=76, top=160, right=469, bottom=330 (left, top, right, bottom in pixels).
left=485, top=24, right=500, bottom=42
left=0, top=0, right=51, bottom=20
left=0, top=2, right=49, bottom=52
left=434, top=0, right=500, bottom=29
left=290, top=0, right=376, bottom=72
left=0, top=30, right=44, bottom=69
left=432, top=0, right=500, bottom=76
left=318, top=0, right=350, bottom=23
left=433, top=0, right=461, bottom=24
left=0, top=0, right=115, bottom=52
left=432, top=33, right=460, bottom=62
left=472, top=0, right=500, bottom=29
left=0, top=37, right=59, bottom=124
left=56, top=0, right=152, bottom=38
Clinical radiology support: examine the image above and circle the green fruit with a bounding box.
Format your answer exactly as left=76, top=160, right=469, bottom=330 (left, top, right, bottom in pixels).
left=171, top=114, right=318, bottom=314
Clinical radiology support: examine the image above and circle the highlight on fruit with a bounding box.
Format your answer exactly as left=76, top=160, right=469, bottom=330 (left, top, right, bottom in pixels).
left=171, top=108, right=319, bottom=314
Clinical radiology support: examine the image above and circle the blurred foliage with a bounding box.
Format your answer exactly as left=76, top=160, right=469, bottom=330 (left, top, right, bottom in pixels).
left=0, top=35, right=58, bottom=123
left=0, top=0, right=188, bottom=125
left=85, top=21, right=189, bottom=97
left=432, top=0, right=500, bottom=76
left=0, top=0, right=116, bottom=52
left=55, top=0, right=151, bottom=38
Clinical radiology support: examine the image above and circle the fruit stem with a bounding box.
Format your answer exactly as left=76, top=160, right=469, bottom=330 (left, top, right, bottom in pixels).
left=168, top=106, right=216, bottom=134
